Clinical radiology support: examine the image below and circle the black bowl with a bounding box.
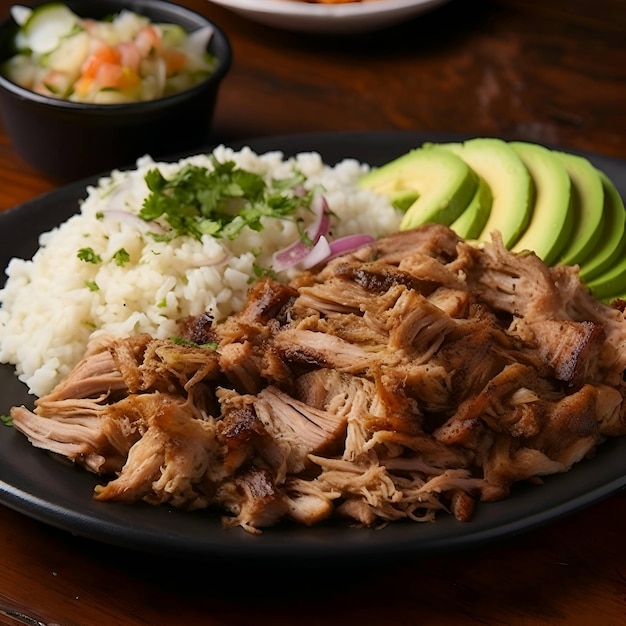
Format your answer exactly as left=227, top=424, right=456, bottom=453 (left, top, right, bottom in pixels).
left=0, top=0, right=232, bottom=180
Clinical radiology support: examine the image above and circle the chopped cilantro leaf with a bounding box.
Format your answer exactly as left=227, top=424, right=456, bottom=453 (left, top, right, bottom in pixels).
left=252, top=263, right=277, bottom=280
left=139, top=156, right=310, bottom=241
left=85, top=280, right=99, bottom=292
left=77, top=247, right=102, bottom=264
left=113, top=248, right=131, bottom=266
left=1, top=414, right=13, bottom=427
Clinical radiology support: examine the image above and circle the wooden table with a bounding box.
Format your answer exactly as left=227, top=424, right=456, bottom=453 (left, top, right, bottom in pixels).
left=1, top=1, right=625, bottom=624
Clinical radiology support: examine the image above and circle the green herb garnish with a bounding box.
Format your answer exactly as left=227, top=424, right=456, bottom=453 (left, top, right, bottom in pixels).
left=113, top=248, right=131, bottom=267
left=139, top=156, right=310, bottom=241
left=85, top=280, right=99, bottom=292
left=77, top=247, right=102, bottom=264
left=1, top=414, right=13, bottom=427
left=252, top=263, right=277, bottom=281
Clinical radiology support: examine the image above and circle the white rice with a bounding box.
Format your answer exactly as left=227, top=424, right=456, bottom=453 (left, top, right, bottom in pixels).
left=0, top=146, right=402, bottom=398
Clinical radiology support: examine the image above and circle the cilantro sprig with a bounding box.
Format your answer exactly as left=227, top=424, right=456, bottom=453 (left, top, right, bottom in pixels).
left=139, top=156, right=310, bottom=241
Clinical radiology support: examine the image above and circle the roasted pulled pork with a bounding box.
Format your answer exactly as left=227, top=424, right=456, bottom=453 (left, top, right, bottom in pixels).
left=10, top=225, right=626, bottom=532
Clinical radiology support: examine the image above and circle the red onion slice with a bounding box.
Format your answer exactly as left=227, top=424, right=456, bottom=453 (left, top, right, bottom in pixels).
left=272, top=192, right=331, bottom=272
left=271, top=193, right=376, bottom=272
left=272, top=239, right=312, bottom=272
left=328, top=233, right=376, bottom=258
left=299, top=236, right=332, bottom=270
left=305, top=193, right=331, bottom=242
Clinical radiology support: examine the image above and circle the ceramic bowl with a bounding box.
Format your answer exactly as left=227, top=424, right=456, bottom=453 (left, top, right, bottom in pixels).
left=0, top=0, right=232, bottom=180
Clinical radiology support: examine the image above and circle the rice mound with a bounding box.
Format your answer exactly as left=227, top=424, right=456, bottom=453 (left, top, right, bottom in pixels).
left=0, top=146, right=401, bottom=397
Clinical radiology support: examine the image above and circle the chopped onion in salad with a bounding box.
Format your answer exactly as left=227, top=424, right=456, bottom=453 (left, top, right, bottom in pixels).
left=2, top=3, right=218, bottom=103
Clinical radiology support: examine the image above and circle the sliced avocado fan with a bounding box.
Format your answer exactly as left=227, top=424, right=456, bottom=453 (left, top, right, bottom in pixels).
left=357, top=137, right=626, bottom=304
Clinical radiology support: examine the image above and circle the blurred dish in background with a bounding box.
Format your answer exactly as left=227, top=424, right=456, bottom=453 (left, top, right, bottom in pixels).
left=2, top=2, right=219, bottom=104
left=205, top=0, right=451, bottom=34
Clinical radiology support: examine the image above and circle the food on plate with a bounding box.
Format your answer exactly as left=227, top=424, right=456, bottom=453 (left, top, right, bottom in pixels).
left=0, top=147, right=401, bottom=397
left=9, top=223, right=626, bottom=533
left=360, top=138, right=626, bottom=301
left=2, top=140, right=626, bottom=533
left=1, top=3, right=218, bottom=103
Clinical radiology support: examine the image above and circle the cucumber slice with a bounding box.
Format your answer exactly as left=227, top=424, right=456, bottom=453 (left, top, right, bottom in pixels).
left=160, top=23, right=188, bottom=48
left=111, top=10, right=149, bottom=43
left=21, top=3, right=81, bottom=55
left=1, top=54, right=36, bottom=89
left=10, top=5, right=32, bottom=27
left=47, top=29, right=90, bottom=74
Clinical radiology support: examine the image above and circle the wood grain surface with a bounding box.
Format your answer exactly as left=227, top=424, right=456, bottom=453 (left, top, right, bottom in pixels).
left=0, top=1, right=624, bottom=624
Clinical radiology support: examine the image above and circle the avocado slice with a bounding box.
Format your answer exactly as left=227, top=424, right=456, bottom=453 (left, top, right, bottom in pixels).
left=430, top=138, right=533, bottom=248
left=509, top=142, right=573, bottom=265
left=359, top=147, right=478, bottom=230
left=578, top=171, right=626, bottom=285
left=449, top=176, right=492, bottom=240
left=585, top=230, right=626, bottom=301
left=552, top=151, right=605, bottom=267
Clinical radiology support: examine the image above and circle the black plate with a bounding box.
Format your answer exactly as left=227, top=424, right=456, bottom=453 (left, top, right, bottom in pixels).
left=1, top=131, right=625, bottom=563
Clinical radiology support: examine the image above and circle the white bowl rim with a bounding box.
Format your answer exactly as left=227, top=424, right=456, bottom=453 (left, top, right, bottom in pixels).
left=207, top=0, right=449, bottom=19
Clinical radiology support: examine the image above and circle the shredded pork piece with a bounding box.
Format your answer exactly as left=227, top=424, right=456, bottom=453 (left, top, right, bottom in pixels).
left=9, top=224, right=626, bottom=533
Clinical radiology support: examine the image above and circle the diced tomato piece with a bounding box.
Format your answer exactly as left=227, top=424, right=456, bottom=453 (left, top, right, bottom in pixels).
left=95, top=62, right=124, bottom=89
left=81, top=45, right=121, bottom=79
left=95, top=45, right=121, bottom=65
left=94, top=62, right=141, bottom=90
left=118, top=42, right=142, bottom=73
left=135, top=25, right=161, bottom=56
